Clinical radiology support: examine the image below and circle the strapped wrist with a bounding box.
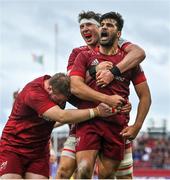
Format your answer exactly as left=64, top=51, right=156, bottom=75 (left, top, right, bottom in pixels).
left=88, top=65, right=96, bottom=78
left=109, top=66, right=121, bottom=76
left=89, top=108, right=99, bottom=119
left=89, top=109, right=95, bottom=118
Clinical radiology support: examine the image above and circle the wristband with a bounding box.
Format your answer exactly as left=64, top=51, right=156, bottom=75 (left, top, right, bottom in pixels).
left=89, top=109, right=95, bottom=118
left=109, top=66, right=121, bottom=76
left=88, top=65, right=96, bottom=78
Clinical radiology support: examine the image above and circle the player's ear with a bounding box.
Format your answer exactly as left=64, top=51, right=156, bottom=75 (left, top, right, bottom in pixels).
left=117, top=31, right=121, bottom=38
left=47, top=85, right=53, bottom=93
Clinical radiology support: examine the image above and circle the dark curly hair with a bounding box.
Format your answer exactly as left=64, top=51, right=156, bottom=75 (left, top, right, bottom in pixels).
left=100, top=12, right=124, bottom=31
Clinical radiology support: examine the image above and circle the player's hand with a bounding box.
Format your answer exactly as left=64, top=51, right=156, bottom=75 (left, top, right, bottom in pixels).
left=105, top=95, right=125, bottom=108
left=96, top=61, right=113, bottom=72
left=96, top=103, right=120, bottom=117
left=120, top=101, right=132, bottom=114
left=96, top=103, right=112, bottom=117
left=96, top=70, right=114, bottom=87
left=120, top=125, right=141, bottom=141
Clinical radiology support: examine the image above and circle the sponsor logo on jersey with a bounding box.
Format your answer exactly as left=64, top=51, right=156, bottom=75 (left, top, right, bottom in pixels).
left=91, top=59, right=99, bottom=66
left=115, top=76, right=125, bottom=82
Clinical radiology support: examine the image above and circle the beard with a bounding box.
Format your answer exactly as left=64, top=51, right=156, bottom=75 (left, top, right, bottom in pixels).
left=100, top=33, right=117, bottom=47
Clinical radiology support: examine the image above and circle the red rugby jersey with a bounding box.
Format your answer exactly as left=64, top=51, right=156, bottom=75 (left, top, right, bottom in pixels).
left=0, top=75, right=57, bottom=159
left=70, top=48, right=146, bottom=127
left=67, top=38, right=131, bottom=72
left=67, top=40, right=131, bottom=133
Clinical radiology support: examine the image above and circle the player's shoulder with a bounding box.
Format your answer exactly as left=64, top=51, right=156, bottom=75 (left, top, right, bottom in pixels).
left=78, top=48, right=97, bottom=58
left=29, top=75, right=49, bottom=86
left=118, top=38, right=132, bottom=49
left=25, top=76, right=48, bottom=93
left=72, top=45, right=89, bottom=53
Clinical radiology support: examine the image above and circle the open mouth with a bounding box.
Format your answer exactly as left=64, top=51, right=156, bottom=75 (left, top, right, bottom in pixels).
left=84, top=33, right=92, bottom=42
left=100, top=31, right=109, bottom=40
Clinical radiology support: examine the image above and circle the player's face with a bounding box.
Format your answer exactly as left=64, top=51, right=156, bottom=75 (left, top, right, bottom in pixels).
left=80, top=22, right=99, bottom=47
left=49, top=88, right=68, bottom=105
left=99, top=18, right=120, bottom=47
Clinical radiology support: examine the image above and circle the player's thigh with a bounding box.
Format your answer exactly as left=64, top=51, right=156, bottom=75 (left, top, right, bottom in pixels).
left=26, top=155, right=49, bottom=178
left=0, top=173, right=22, bottom=179
left=25, top=172, right=47, bottom=179
left=125, top=145, right=132, bottom=154
left=76, top=150, right=98, bottom=170
left=58, top=155, right=76, bottom=169
left=56, top=156, right=76, bottom=178
left=98, top=154, right=121, bottom=178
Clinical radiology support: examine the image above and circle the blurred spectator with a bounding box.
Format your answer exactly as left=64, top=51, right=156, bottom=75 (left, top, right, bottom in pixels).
left=133, top=133, right=170, bottom=169
left=49, top=141, right=58, bottom=179
left=13, top=90, right=19, bottom=100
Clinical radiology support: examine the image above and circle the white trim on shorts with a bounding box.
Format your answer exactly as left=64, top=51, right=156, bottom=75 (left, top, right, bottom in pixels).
left=115, top=146, right=133, bottom=176
left=61, top=136, right=76, bottom=159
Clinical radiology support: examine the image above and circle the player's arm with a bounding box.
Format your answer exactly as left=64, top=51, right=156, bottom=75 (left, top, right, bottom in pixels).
left=42, top=103, right=113, bottom=124
left=95, top=44, right=146, bottom=87
left=70, top=51, right=125, bottom=107
left=117, top=44, right=146, bottom=73
left=120, top=81, right=151, bottom=140
left=70, top=75, right=125, bottom=108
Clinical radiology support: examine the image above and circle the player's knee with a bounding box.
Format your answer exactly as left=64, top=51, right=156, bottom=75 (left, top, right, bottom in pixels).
left=99, top=168, right=115, bottom=179
left=77, top=160, right=93, bottom=178
left=77, top=167, right=91, bottom=178
left=98, top=163, right=114, bottom=179
left=0, top=174, right=22, bottom=179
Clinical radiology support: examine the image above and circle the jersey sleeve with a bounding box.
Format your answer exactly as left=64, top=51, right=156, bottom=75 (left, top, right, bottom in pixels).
left=131, top=65, right=147, bottom=85
left=118, top=37, right=132, bottom=50
left=69, top=51, right=88, bottom=79
left=67, top=48, right=80, bottom=73
left=24, top=88, right=56, bottom=115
